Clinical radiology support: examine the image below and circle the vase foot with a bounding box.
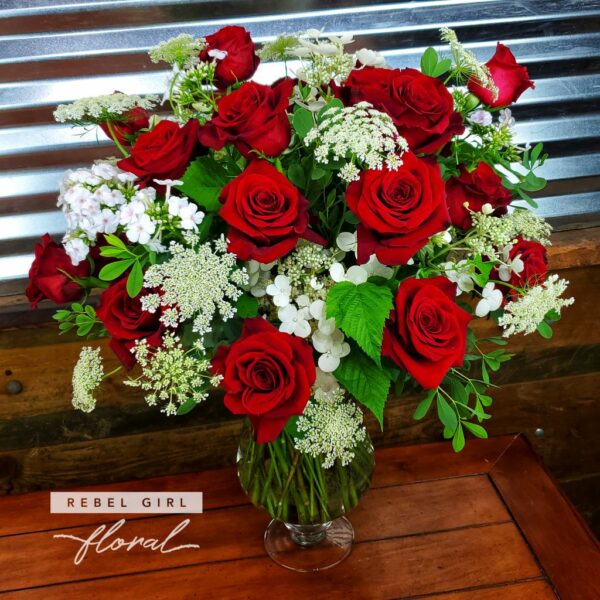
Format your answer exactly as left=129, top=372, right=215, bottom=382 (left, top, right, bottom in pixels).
left=264, top=516, right=354, bottom=572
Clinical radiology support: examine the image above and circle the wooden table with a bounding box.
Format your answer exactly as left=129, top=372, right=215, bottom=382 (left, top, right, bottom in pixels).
left=0, top=434, right=597, bottom=599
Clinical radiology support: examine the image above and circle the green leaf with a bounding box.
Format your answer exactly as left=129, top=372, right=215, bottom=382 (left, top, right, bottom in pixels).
left=176, top=156, right=230, bottom=212
left=287, top=163, right=306, bottom=189
left=545, top=309, right=561, bottom=322
left=52, top=310, right=71, bottom=321
left=292, top=107, right=314, bottom=139
left=432, top=58, right=451, bottom=77
left=58, top=321, right=75, bottom=332
left=452, top=423, right=465, bottom=452
left=176, top=398, right=199, bottom=416
left=449, top=379, right=469, bottom=405
left=413, top=389, right=436, bottom=420
left=463, top=421, right=488, bottom=439
left=104, top=233, right=127, bottom=249
left=420, top=47, right=439, bottom=76
left=77, top=321, right=94, bottom=336
left=99, top=246, right=130, bottom=258
left=481, top=360, right=490, bottom=384
left=99, top=259, right=134, bottom=281
left=317, top=99, right=343, bottom=122
left=472, top=256, right=495, bottom=288
left=479, top=394, right=493, bottom=407
left=326, top=281, right=393, bottom=364
left=530, top=142, right=544, bottom=164
left=236, top=293, right=259, bottom=318
left=334, top=349, right=391, bottom=428
left=71, top=303, right=84, bottom=313
left=537, top=320, right=553, bottom=339
left=284, top=415, right=305, bottom=440
left=437, top=395, right=458, bottom=433
left=126, top=260, right=144, bottom=298
left=85, top=305, right=96, bottom=318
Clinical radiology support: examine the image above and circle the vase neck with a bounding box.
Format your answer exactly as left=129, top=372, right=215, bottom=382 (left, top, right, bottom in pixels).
left=285, top=521, right=332, bottom=547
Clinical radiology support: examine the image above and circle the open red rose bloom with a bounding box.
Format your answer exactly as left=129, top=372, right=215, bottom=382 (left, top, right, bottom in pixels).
left=32, top=24, right=571, bottom=456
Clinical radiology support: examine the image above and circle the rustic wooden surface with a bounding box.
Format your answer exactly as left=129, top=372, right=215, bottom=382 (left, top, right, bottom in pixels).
left=0, top=229, right=599, bottom=536
left=0, top=435, right=597, bottom=599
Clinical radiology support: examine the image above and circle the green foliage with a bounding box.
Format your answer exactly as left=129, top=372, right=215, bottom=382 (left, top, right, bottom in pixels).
left=98, top=234, right=151, bottom=298
left=334, top=348, right=392, bottom=428
left=326, top=281, right=393, bottom=364
left=175, top=155, right=230, bottom=212
left=53, top=302, right=106, bottom=339
left=236, top=293, right=259, bottom=318
left=420, top=47, right=452, bottom=78
left=292, top=107, right=314, bottom=139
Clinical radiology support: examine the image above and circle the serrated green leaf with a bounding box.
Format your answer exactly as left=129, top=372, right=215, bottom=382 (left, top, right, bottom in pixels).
left=292, top=107, right=314, bottom=139
left=236, top=293, right=259, bottom=318
left=326, top=281, right=393, bottom=364
left=413, top=389, right=436, bottom=420
left=126, top=260, right=144, bottom=298
left=452, top=423, right=465, bottom=452
left=99, top=259, right=134, bottom=281
left=175, top=156, right=229, bottom=212
left=463, top=421, right=488, bottom=439
left=334, top=349, right=391, bottom=428
left=437, top=395, right=458, bottom=433
left=420, top=47, right=438, bottom=76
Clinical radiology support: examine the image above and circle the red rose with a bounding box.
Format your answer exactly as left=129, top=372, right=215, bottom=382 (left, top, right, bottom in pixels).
left=199, top=25, right=259, bottom=89
left=212, top=318, right=316, bottom=443
left=26, top=234, right=90, bottom=308
left=117, top=119, right=199, bottom=185
left=446, top=162, right=512, bottom=229
left=198, top=79, right=293, bottom=159
left=96, top=278, right=163, bottom=369
left=345, top=152, right=450, bottom=265
left=468, top=43, right=534, bottom=107
left=219, top=160, right=317, bottom=262
left=382, top=277, right=472, bottom=389
left=99, top=107, right=149, bottom=147
left=340, top=67, right=464, bottom=154
left=504, top=237, right=547, bottom=291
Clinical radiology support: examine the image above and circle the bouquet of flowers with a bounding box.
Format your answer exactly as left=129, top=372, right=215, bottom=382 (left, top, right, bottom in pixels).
left=28, top=25, right=573, bottom=541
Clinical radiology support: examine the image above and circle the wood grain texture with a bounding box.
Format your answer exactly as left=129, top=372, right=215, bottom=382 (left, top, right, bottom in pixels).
left=417, top=580, right=557, bottom=599
left=490, top=436, right=600, bottom=600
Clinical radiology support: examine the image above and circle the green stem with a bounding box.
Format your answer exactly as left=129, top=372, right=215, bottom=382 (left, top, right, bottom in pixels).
left=105, top=121, right=129, bottom=158
left=102, top=366, right=122, bottom=380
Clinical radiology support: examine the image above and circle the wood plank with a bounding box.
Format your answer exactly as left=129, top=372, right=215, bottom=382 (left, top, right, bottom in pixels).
left=1, top=523, right=540, bottom=598
left=418, top=579, right=557, bottom=599
left=0, top=439, right=514, bottom=537
left=489, top=435, right=600, bottom=600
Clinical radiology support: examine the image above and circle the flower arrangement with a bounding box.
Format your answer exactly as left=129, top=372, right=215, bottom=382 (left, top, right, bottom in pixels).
left=28, top=26, right=573, bottom=531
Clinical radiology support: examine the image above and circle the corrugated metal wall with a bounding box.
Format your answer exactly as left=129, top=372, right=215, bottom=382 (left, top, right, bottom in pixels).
left=1, top=0, right=599, bottom=297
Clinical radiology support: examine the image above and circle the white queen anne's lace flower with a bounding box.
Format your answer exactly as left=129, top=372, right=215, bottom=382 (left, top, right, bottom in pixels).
left=294, top=388, right=367, bottom=468
left=498, top=275, right=574, bottom=337
left=54, top=93, right=158, bottom=124
left=72, top=347, right=104, bottom=413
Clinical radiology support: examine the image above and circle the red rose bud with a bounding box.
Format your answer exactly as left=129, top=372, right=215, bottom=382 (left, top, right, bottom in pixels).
left=445, top=162, right=513, bottom=229
left=212, top=317, right=316, bottom=443
left=118, top=119, right=199, bottom=186
left=96, top=278, right=163, bottom=369
left=198, top=79, right=293, bottom=159
left=345, top=152, right=450, bottom=266
left=199, top=25, right=259, bottom=89
left=468, top=43, right=534, bottom=107
left=340, top=67, right=464, bottom=154
left=219, top=160, right=318, bottom=263
left=382, top=277, right=472, bottom=389
left=99, top=107, right=150, bottom=147
left=26, top=234, right=90, bottom=308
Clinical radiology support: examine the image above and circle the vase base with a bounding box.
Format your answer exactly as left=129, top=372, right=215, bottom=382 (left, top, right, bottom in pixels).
left=264, top=516, right=354, bottom=572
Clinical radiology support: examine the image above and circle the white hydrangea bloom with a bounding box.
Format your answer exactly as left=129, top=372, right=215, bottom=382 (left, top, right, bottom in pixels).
left=498, top=244, right=525, bottom=282
left=72, top=347, right=104, bottom=413
left=278, top=303, right=312, bottom=338
left=245, top=260, right=274, bottom=297
left=294, top=387, right=367, bottom=469
left=444, top=260, right=475, bottom=295
left=475, top=283, right=503, bottom=317
left=355, top=48, right=386, bottom=68
left=499, top=275, right=574, bottom=337
left=266, top=275, right=292, bottom=307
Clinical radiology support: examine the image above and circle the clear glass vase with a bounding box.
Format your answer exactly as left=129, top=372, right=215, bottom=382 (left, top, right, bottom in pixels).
left=236, top=418, right=375, bottom=571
